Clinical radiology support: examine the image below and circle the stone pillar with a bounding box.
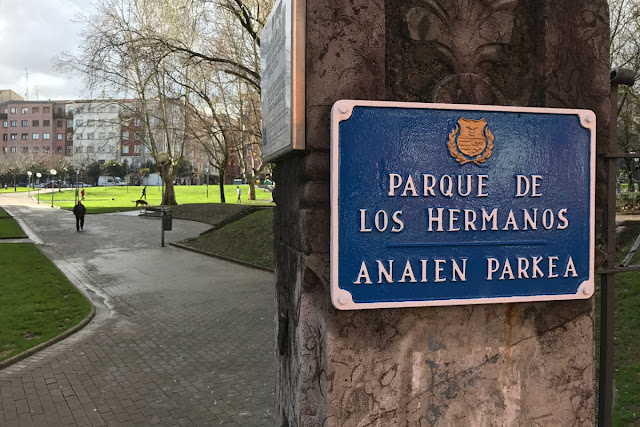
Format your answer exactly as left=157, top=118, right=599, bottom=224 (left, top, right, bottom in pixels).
left=273, top=1, right=609, bottom=425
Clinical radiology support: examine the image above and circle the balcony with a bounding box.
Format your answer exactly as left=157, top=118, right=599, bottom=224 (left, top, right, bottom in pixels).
left=0, top=113, right=7, bottom=120
left=53, top=111, right=73, bottom=119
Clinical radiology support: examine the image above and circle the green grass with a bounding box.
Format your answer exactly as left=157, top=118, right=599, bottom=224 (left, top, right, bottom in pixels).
left=184, top=208, right=274, bottom=269
left=52, top=184, right=273, bottom=214
left=0, top=218, right=27, bottom=238
left=0, top=244, right=91, bottom=362
left=0, top=207, right=10, bottom=218
left=600, top=224, right=640, bottom=425
left=0, top=187, right=32, bottom=194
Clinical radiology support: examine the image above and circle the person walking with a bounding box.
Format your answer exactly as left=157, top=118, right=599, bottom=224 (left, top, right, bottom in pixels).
left=141, top=186, right=147, bottom=199
left=236, top=186, right=242, bottom=203
left=81, top=188, right=85, bottom=200
left=73, top=200, right=87, bottom=231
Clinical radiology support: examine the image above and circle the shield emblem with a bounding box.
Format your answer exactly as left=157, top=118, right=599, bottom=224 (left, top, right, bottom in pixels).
left=448, top=117, right=494, bottom=166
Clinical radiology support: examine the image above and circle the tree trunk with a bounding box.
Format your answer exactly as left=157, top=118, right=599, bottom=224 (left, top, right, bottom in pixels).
left=629, top=171, right=635, bottom=192
left=163, top=177, right=177, bottom=205
left=219, top=167, right=226, bottom=203
left=248, top=171, right=256, bottom=201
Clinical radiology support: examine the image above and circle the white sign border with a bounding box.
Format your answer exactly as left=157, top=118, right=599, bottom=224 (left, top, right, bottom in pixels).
left=330, top=100, right=596, bottom=310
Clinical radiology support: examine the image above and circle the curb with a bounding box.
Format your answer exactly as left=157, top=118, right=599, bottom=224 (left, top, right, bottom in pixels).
left=170, top=242, right=274, bottom=273
left=0, top=304, right=96, bottom=370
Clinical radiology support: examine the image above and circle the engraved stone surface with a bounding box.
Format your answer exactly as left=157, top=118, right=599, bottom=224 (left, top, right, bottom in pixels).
left=273, top=0, right=608, bottom=425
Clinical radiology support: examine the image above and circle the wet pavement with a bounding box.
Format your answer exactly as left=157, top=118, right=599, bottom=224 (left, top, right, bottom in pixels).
left=0, top=192, right=275, bottom=426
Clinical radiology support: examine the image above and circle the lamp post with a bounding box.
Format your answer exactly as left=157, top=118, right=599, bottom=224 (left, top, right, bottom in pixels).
left=61, top=167, right=67, bottom=192
left=50, top=169, right=57, bottom=208
left=75, top=170, right=80, bottom=204
left=156, top=152, right=170, bottom=247
left=36, top=172, right=41, bottom=203
left=27, top=171, right=32, bottom=198
left=205, top=168, right=209, bottom=198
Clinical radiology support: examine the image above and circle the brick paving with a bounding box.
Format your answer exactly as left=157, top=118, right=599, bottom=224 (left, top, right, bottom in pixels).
left=0, top=192, right=275, bottom=426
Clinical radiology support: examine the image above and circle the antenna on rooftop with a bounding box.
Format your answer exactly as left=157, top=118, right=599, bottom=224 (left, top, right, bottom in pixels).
left=35, top=86, right=39, bottom=100
left=25, top=68, right=29, bottom=100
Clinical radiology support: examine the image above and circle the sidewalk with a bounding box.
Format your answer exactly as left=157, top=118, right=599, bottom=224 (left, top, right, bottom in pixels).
left=0, top=192, right=275, bottom=426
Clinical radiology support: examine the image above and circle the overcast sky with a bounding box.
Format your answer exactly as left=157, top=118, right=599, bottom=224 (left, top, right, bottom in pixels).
left=0, top=0, right=89, bottom=101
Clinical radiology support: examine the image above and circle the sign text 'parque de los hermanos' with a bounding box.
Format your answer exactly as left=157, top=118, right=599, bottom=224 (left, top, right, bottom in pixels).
left=330, top=100, right=595, bottom=310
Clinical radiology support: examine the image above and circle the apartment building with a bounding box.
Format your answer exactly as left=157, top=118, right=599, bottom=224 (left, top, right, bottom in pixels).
left=0, top=101, right=69, bottom=156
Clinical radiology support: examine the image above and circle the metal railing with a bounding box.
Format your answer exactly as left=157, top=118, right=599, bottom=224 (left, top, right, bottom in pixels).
left=597, top=67, right=636, bottom=426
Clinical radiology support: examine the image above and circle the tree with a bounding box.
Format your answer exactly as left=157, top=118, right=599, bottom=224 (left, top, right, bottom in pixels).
left=101, top=160, right=127, bottom=178
left=86, top=161, right=102, bottom=184
left=174, top=157, right=193, bottom=178
left=611, top=0, right=640, bottom=190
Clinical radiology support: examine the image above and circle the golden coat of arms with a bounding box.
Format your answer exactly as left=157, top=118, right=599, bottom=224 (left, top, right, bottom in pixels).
left=447, top=118, right=494, bottom=165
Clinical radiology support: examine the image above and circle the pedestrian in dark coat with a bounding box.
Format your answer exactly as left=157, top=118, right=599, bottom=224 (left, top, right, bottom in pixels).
left=73, top=200, right=87, bottom=231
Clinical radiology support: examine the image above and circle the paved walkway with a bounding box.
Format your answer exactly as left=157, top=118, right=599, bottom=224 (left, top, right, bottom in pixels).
left=0, top=192, right=275, bottom=426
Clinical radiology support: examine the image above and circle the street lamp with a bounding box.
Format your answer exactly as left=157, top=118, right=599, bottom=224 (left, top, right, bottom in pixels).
left=75, top=170, right=80, bottom=204
left=27, top=171, right=32, bottom=198
left=36, top=172, right=42, bottom=203
left=156, top=152, right=170, bottom=247
left=205, top=168, right=209, bottom=198
left=61, top=167, right=67, bottom=192
left=50, top=169, right=57, bottom=208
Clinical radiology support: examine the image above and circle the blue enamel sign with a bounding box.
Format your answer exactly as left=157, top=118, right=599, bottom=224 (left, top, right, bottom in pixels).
left=330, top=100, right=595, bottom=310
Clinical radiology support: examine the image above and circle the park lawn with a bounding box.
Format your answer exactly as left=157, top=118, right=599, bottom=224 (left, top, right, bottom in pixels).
left=0, top=217, right=27, bottom=238
left=0, top=243, right=91, bottom=363
left=0, top=187, right=32, bottom=194
left=54, top=184, right=273, bottom=214
left=595, top=223, right=640, bottom=425
left=183, top=208, right=274, bottom=269
left=605, top=224, right=640, bottom=425
left=0, top=207, right=10, bottom=218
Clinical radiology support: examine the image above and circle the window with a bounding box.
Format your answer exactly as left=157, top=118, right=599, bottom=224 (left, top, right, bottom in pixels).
left=2, top=147, right=6, bottom=152
left=87, top=119, right=94, bottom=126
left=134, top=145, right=141, bottom=153
left=75, top=119, right=83, bottom=127
left=134, top=118, right=141, bottom=126
left=57, top=147, right=63, bottom=154
left=10, top=107, right=17, bottom=114
left=122, top=145, right=130, bottom=154
left=10, top=134, right=17, bottom=140
left=57, top=108, right=62, bottom=115
left=10, top=146, right=16, bottom=152
left=122, top=131, right=129, bottom=140
left=33, top=147, right=39, bottom=152
left=32, top=120, right=39, bottom=127
left=87, top=146, right=94, bottom=153
left=67, top=133, right=73, bottom=141
left=134, top=131, right=140, bottom=140
left=67, top=120, right=73, bottom=127
left=10, top=121, right=17, bottom=127
left=75, top=146, right=83, bottom=153
left=21, top=107, right=28, bottom=114
left=21, top=133, right=28, bottom=140
left=32, top=133, right=40, bottom=140
left=123, top=119, right=130, bottom=126
left=21, top=120, right=28, bottom=127
left=2, top=121, right=6, bottom=128
left=56, top=120, right=62, bottom=128
left=2, top=108, right=6, bottom=113
left=43, top=133, right=50, bottom=140
left=22, top=147, right=28, bottom=153
left=67, top=146, right=72, bottom=154
left=43, top=146, right=49, bottom=152
left=33, top=107, right=40, bottom=113
left=2, top=135, right=6, bottom=141
left=76, top=133, right=82, bottom=140
left=43, top=107, right=50, bottom=113
left=99, top=133, right=105, bottom=139
left=87, top=133, right=93, bottom=140
left=43, top=120, right=50, bottom=127
left=57, top=133, right=63, bottom=140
